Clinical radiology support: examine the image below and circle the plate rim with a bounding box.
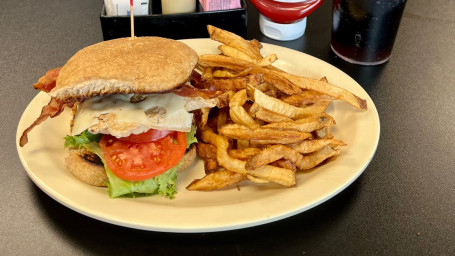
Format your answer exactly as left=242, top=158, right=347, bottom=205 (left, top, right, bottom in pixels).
left=16, top=39, right=380, bottom=233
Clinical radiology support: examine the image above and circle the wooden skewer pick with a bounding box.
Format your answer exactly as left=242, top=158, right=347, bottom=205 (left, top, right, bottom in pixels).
left=130, top=0, right=135, bottom=39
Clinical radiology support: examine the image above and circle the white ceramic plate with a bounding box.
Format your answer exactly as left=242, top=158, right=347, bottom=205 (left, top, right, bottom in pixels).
left=16, top=39, right=380, bottom=233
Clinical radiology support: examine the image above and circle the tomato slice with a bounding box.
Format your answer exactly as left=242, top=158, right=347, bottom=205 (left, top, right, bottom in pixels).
left=99, top=131, right=187, bottom=181
left=117, top=129, right=175, bottom=143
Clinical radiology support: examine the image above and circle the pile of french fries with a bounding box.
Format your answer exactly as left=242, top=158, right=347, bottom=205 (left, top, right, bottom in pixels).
left=186, top=25, right=367, bottom=191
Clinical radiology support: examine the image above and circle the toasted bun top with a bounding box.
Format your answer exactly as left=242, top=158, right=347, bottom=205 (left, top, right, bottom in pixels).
left=50, top=37, right=198, bottom=101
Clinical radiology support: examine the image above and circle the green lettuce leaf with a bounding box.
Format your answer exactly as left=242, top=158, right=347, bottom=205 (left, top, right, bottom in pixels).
left=186, top=124, right=198, bottom=149
left=66, top=127, right=198, bottom=199
left=82, top=142, right=178, bottom=198
left=65, top=125, right=197, bottom=198
left=64, top=130, right=102, bottom=149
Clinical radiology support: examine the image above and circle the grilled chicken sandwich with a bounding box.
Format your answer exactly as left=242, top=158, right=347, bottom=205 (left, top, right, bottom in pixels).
left=19, top=37, right=217, bottom=198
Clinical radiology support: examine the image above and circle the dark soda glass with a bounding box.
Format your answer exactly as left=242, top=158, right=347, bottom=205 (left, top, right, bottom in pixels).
left=331, top=0, right=407, bottom=65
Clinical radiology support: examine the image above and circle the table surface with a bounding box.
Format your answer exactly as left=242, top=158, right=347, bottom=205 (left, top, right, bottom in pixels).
left=1, top=0, right=454, bottom=255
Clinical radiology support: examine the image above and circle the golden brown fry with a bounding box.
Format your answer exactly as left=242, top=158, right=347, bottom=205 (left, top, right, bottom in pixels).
left=204, top=159, right=219, bottom=174
left=248, top=102, right=260, bottom=117
left=196, top=142, right=217, bottom=159
left=212, top=69, right=237, bottom=78
left=289, top=138, right=346, bottom=154
left=255, top=107, right=293, bottom=123
left=271, top=159, right=297, bottom=172
left=216, top=107, right=228, bottom=131
left=219, top=44, right=277, bottom=66
left=229, top=89, right=260, bottom=129
left=219, top=45, right=256, bottom=63
left=187, top=169, right=247, bottom=191
left=200, top=50, right=367, bottom=109
left=281, top=90, right=335, bottom=108
left=252, top=88, right=327, bottom=119
left=201, top=128, right=295, bottom=186
left=200, top=107, right=211, bottom=128
left=199, top=55, right=302, bottom=95
left=219, top=124, right=312, bottom=144
left=314, top=127, right=334, bottom=139
left=199, top=54, right=252, bottom=71
left=199, top=73, right=263, bottom=92
left=246, top=145, right=339, bottom=171
left=219, top=45, right=276, bottom=67
left=207, top=25, right=262, bottom=60
left=249, top=39, right=263, bottom=51
left=189, top=26, right=366, bottom=191
left=196, top=142, right=219, bottom=173
left=216, top=91, right=234, bottom=108
left=247, top=175, right=270, bottom=184
left=263, top=114, right=335, bottom=132
left=247, top=166, right=295, bottom=186
left=258, top=54, right=278, bottom=66
left=250, top=66, right=303, bottom=95
left=212, top=68, right=252, bottom=78
left=228, top=147, right=262, bottom=160
left=201, top=67, right=214, bottom=80
left=272, top=70, right=368, bottom=110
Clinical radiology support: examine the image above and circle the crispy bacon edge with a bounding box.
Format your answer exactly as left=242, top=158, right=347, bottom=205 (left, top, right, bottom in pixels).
left=33, top=67, right=61, bottom=93
left=19, top=97, right=72, bottom=147
left=172, top=71, right=217, bottom=99
left=172, top=84, right=217, bottom=99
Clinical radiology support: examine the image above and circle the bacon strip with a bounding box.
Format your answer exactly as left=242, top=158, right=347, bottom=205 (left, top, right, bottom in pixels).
left=173, top=84, right=217, bottom=99
left=189, top=70, right=202, bottom=86
left=19, top=97, right=69, bottom=147
left=33, top=67, right=61, bottom=93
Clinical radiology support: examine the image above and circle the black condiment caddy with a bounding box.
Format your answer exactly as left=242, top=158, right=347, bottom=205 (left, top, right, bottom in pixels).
left=100, top=0, right=247, bottom=40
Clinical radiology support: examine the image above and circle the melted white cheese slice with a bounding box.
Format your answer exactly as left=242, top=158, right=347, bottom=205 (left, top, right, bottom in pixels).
left=72, top=93, right=194, bottom=137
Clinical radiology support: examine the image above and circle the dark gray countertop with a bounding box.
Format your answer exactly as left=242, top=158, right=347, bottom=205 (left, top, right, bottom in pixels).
left=1, top=0, right=454, bottom=255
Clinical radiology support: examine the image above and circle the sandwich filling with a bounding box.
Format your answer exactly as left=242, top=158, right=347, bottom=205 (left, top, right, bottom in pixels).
left=19, top=36, right=212, bottom=199
left=65, top=126, right=197, bottom=199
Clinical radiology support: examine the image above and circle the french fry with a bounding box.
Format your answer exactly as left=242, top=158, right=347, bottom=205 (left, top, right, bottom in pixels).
left=201, top=66, right=214, bottom=80
left=263, top=114, right=335, bottom=132
left=218, top=45, right=257, bottom=63
left=196, top=141, right=219, bottom=174
left=199, top=107, right=210, bottom=129
left=252, top=88, right=327, bottom=119
left=247, top=175, right=270, bottom=184
left=258, top=54, right=278, bottom=66
left=271, top=159, right=297, bottom=172
left=212, top=68, right=252, bottom=78
left=249, top=39, right=263, bottom=51
left=246, top=145, right=340, bottom=171
left=199, top=73, right=263, bottom=92
left=199, top=51, right=367, bottom=110
left=289, top=138, right=346, bottom=154
left=215, top=90, right=234, bottom=108
left=199, top=55, right=303, bottom=95
left=250, top=66, right=303, bottom=95
left=219, top=44, right=277, bottom=67
left=228, top=147, right=262, bottom=160
left=314, top=127, right=334, bottom=139
left=207, top=25, right=263, bottom=60
left=229, top=89, right=260, bottom=129
left=187, top=168, right=247, bottom=191
left=255, top=107, right=293, bottom=123
left=272, top=70, right=367, bottom=110
left=281, top=90, right=335, bottom=108
left=219, top=124, right=312, bottom=144
left=201, top=128, right=295, bottom=186
left=188, top=26, right=367, bottom=191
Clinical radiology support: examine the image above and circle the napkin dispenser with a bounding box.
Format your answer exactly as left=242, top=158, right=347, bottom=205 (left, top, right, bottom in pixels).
left=100, top=0, right=247, bottom=40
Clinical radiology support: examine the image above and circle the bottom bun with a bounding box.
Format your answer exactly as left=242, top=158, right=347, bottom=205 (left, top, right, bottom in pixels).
left=65, top=144, right=196, bottom=187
